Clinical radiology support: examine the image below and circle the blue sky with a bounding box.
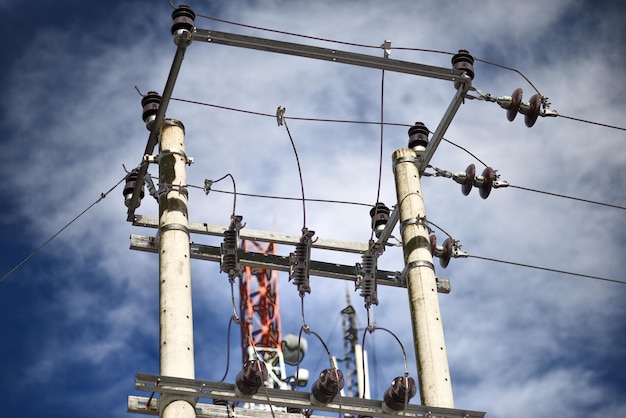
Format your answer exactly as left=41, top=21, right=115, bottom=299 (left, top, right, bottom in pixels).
left=0, top=1, right=625, bottom=417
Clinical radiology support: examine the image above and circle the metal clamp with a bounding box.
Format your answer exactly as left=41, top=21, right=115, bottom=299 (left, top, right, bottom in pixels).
left=406, top=259, right=435, bottom=271
left=158, top=223, right=190, bottom=237
left=392, top=155, right=419, bottom=171
left=158, top=183, right=189, bottom=200
left=143, top=149, right=194, bottom=165
left=397, top=259, right=436, bottom=284
left=399, top=216, right=427, bottom=233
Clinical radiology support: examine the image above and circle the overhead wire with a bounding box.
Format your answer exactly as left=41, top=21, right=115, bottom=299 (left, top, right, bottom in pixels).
left=187, top=174, right=626, bottom=215
left=170, top=96, right=410, bottom=127
left=555, top=114, right=626, bottom=132
left=169, top=97, right=626, bottom=212
left=0, top=174, right=127, bottom=285
left=203, top=184, right=625, bottom=285
left=468, top=254, right=626, bottom=286
left=277, top=107, right=307, bottom=230
left=508, top=184, right=626, bottom=210
left=207, top=173, right=237, bottom=217
left=171, top=6, right=626, bottom=132
left=176, top=96, right=626, bottom=214
left=425, top=140, right=626, bottom=211
left=370, top=45, right=388, bottom=242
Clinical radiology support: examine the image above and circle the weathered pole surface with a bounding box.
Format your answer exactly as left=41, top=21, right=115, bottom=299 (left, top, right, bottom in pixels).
left=392, top=147, right=454, bottom=408
left=158, top=119, right=196, bottom=418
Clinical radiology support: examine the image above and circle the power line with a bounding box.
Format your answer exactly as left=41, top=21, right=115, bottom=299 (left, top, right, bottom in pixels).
left=0, top=174, right=127, bottom=285
left=178, top=14, right=626, bottom=133
left=197, top=185, right=623, bottom=287
left=277, top=107, right=308, bottom=229
left=441, top=137, right=490, bottom=168
left=509, top=184, right=626, bottom=210
left=170, top=96, right=410, bottom=127
left=427, top=140, right=625, bottom=211
left=556, top=114, right=626, bottom=132
left=468, top=254, right=625, bottom=286
left=209, top=187, right=373, bottom=207
left=371, top=46, right=388, bottom=242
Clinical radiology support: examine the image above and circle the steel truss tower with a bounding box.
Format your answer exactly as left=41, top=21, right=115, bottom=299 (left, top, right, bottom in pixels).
left=240, top=241, right=282, bottom=361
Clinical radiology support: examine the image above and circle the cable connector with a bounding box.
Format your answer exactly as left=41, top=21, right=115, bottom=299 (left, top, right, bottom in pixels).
left=143, top=173, right=158, bottom=201
left=381, top=40, right=391, bottom=58
left=355, top=247, right=379, bottom=308
left=289, top=228, right=315, bottom=296
left=221, top=215, right=244, bottom=282
left=276, top=106, right=286, bottom=126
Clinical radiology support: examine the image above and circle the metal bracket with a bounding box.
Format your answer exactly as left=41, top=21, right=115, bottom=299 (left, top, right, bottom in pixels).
left=130, top=373, right=485, bottom=418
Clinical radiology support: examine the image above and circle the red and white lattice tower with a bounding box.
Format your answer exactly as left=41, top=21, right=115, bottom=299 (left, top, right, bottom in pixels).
left=239, top=241, right=282, bottom=364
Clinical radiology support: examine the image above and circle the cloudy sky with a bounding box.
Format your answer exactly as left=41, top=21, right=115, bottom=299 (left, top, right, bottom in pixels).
left=1, top=1, right=625, bottom=417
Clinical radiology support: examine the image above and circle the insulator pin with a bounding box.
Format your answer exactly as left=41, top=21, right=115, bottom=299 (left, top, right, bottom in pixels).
left=235, top=360, right=268, bottom=397
left=171, top=5, right=195, bottom=35
left=123, top=168, right=144, bottom=208
left=369, top=203, right=390, bottom=238
left=310, top=368, right=344, bottom=406
left=382, top=376, right=417, bottom=413
left=407, top=122, right=429, bottom=152
left=141, top=91, right=161, bottom=130
left=451, top=49, right=475, bottom=88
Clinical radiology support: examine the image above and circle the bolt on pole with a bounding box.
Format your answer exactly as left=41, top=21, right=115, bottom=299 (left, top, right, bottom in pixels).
left=392, top=147, right=454, bottom=408
left=158, top=119, right=196, bottom=418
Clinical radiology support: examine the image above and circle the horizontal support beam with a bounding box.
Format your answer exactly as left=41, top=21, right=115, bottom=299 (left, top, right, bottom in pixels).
left=130, top=234, right=401, bottom=287
left=129, top=235, right=450, bottom=293
left=133, top=215, right=369, bottom=254
left=192, top=29, right=469, bottom=84
left=131, top=373, right=485, bottom=418
left=128, top=396, right=325, bottom=418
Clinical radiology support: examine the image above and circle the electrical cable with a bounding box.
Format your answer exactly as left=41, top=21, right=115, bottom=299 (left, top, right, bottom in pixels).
left=242, top=326, right=277, bottom=418
left=421, top=139, right=625, bottom=211
left=371, top=48, right=388, bottom=243
left=219, top=315, right=235, bottom=383
left=468, top=254, right=625, bottom=285
left=472, top=56, right=543, bottom=96
left=361, top=325, right=410, bottom=413
left=508, top=184, right=626, bottom=211
left=193, top=175, right=626, bottom=222
left=0, top=174, right=127, bottom=285
left=277, top=107, right=307, bottom=230
left=166, top=6, right=626, bottom=132
left=170, top=96, right=410, bottom=127
left=209, top=187, right=373, bottom=207
left=442, top=137, right=490, bottom=168
left=556, top=114, right=626, bottom=132
left=425, top=220, right=455, bottom=241
left=208, top=173, right=237, bottom=217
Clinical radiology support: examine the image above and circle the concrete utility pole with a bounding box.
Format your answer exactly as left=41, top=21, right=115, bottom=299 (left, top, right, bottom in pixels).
left=392, top=147, right=454, bottom=408
left=158, top=119, right=196, bottom=418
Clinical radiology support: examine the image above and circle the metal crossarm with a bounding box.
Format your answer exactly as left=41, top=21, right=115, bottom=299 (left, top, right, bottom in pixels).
left=130, top=373, right=486, bottom=418
left=192, top=29, right=470, bottom=84
left=129, top=234, right=452, bottom=293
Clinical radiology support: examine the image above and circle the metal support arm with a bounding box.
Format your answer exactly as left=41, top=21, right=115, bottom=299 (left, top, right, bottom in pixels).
left=129, top=373, right=485, bottom=418
left=192, top=29, right=470, bottom=84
